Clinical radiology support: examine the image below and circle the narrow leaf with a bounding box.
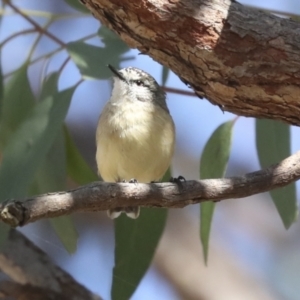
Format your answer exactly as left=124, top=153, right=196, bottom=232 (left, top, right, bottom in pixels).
left=29, top=129, right=78, bottom=254
left=256, top=119, right=298, bottom=228
left=200, top=120, right=234, bottom=263
left=64, top=0, right=90, bottom=13
left=0, top=224, right=9, bottom=250
left=0, top=65, right=35, bottom=148
left=0, top=86, right=76, bottom=202
left=67, top=41, right=132, bottom=80
left=112, top=208, right=167, bottom=300
left=0, top=62, right=3, bottom=117
left=98, top=26, right=129, bottom=57
left=64, top=126, right=98, bottom=185
left=161, top=66, right=169, bottom=86
left=50, top=216, right=78, bottom=254
left=39, top=72, right=59, bottom=101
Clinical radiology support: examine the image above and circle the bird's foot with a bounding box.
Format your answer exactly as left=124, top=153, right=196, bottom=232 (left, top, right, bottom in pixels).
left=170, top=175, right=186, bottom=183
left=129, top=178, right=138, bottom=184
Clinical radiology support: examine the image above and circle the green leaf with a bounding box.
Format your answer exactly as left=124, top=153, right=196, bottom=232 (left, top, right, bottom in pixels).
left=30, top=130, right=66, bottom=194
left=0, top=65, right=35, bottom=148
left=50, top=216, right=78, bottom=254
left=64, top=0, right=90, bottom=13
left=39, top=72, right=59, bottom=101
left=256, top=119, right=298, bottom=228
left=0, top=224, right=9, bottom=250
left=64, top=126, right=98, bottom=185
left=0, top=62, right=3, bottom=117
left=0, top=86, right=76, bottom=202
left=98, top=26, right=129, bottom=57
left=161, top=66, right=169, bottom=86
left=200, top=120, right=234, bottom=263
left=29, top=129, right=78, bottom=254
left=112, top=208, right=167, bottom=300
left=67, top=38, right=132, bottom=80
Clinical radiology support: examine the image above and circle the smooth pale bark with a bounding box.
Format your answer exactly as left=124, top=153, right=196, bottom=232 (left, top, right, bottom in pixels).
left=1, top=151, right=300, bottom=226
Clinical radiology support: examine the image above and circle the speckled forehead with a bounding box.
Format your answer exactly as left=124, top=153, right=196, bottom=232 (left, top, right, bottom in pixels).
left=120, top=67, right=153, bottom=80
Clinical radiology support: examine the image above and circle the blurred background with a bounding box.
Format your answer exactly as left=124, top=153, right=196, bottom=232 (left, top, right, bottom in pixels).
left=1, top=0, right=300, bottom=299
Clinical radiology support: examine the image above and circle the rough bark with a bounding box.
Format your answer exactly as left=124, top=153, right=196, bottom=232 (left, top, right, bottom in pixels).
left=81, top=0, right=300, bottom=126
left=0, top=230, right=102, bottom=300
left=1, top=151, right=299, bottom=227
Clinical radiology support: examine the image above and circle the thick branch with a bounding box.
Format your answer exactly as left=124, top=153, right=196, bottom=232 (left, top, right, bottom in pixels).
left=82, top=0, right=300, bottom=126
left=0, top=230, right=101, bottom=300
left=1, top=151, right=300, bottom=227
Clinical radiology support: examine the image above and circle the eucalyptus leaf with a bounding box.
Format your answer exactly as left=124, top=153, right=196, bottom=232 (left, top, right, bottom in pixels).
left=30, top=130, right=66, bottom=195
left=256, top=119, right=298, bottom=229
left=64, top=126, right=98, bottom=185
left=39, top=72, right=59, bottom=101
left=0, top=86, right=76, bottom=202
left=67, top=41, right=132, bottom=80
left=64, top=0, right=90, bottom=13
left=200, top=120, right=234, bottom=263
left=0, top=65, right=35, bottom=148
left=28, top=129, right=78, bottom=254
left=0, top=62, right=3, bottom=117
left=0, top=224, right=9, bottom=250
left=112, top=208, right=167, bottom=300
left=161, top=66, right=169, bottom=86
left=50, top=216, right=78, bottom=254
left=98, top=26, right=129, bottom=56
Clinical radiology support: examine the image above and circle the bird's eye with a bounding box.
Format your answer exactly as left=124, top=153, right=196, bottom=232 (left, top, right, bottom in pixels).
left=135, top=80, right=144, bottom=86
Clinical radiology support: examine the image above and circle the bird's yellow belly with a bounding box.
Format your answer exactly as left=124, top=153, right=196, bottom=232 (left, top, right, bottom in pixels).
left=96, top=105, right=175, bottom=183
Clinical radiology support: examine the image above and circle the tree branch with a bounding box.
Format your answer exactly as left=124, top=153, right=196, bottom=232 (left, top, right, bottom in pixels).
left=0, top=230, right=102, bottom=300
left=1, top=151, right=300, bottom=227
left=82, top=0, right=300, bottom=126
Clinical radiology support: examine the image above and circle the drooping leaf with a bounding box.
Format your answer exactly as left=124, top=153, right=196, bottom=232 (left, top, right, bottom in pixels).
left=161, top=66, right=169, bottom=86
left=39, top=72, right=59, bottom=101
left=0, top=85, right=77, bottom=202
left=30, top=130, right=66, bottom=194
left=64, top=126, right=98, bottom=185
left=112, top=168, right=169, bottom=299
left=112, top=208, right=167, bottom=300
left=67, top=40, right=133, bottom=80
left=50, top=216, right=78, bottom=254
left=0, top=65, right=35, bottom=148
left=98, top=26, right=129, bottom=57
left=200, top=120, right=235, bottom=263
left=0, top=62, right=3, bottom=117
left=0, top=224, right=9, bottom=250
left=256, top=119, right=298, bottom=229
left=29, top=128, right=78, bottom=254
left=64, top=0, right=90, bottom=13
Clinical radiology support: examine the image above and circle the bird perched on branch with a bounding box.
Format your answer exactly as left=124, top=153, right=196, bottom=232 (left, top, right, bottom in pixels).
left=96, top=65, right=175, bottom=219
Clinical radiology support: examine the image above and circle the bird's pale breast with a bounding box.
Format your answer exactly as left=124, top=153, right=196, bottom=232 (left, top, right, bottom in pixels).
left=96, top=100, right=175, bottom=183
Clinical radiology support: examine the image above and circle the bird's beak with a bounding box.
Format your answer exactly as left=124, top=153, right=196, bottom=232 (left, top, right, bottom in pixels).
left=108, top=64, right=126, bottom=81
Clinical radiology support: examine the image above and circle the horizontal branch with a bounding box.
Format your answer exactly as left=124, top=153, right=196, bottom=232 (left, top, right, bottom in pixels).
left=1, top=151, right=300, bottom=227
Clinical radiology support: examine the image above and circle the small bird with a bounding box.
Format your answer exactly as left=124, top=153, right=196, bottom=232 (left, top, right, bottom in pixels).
left=96, top=65, right=175, bottom=219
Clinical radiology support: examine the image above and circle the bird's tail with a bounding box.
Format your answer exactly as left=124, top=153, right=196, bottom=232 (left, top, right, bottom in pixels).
left=107, top=206, right=140, bottom=219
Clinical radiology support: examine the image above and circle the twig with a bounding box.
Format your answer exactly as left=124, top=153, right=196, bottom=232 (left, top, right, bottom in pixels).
left=163, top=86, right=196, bottom=97
left=0, top=29, right=36, bottom=48
left=1, top=151, right=300, bottom=227
left=4, top=1, right=65, bottom=47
